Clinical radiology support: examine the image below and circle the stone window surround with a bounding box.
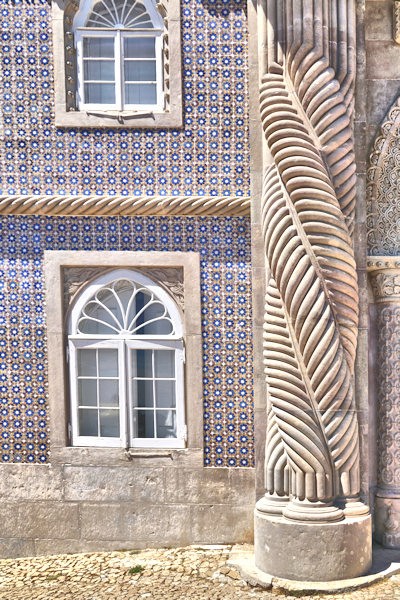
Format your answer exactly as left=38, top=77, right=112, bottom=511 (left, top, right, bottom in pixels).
left=51, top=0, right=183, bottom=128
left=44, top=251, right=202, bottom=466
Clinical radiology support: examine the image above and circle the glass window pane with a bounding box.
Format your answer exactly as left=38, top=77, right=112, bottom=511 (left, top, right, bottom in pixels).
left=155, top=380, right=176, bottom=408
left=84, top=83, right=116, bottom=104
left=136, top=380, right=153, bottom=407
left=124, top=60, right=156, bottom=82
left=137, top=410, right=154, bottom=438
left=79, top=408, right=98, bottom=436
left=124, top=37, right=155, bottom=59
left=78, top=349, right=96, bottom=377
left=98, top=349, right=118, bottom=377
left=99, top=379, right=119, bottom=407
left=83, top=37, right=114, bottom=58
left=135, top=349, right=153, bottom=378
left=156, top=411, right=176, bottom=438
left=78, top=379, right=97, bottom=406
left=84, top=60, right=115, bottom=81
left=80, top=299, right=121, bottom=334
left=154, top=350, right=174, bottom=378
left=99, top=409, right=120, bottom=437
left=125, top=83, right=157, bottom=105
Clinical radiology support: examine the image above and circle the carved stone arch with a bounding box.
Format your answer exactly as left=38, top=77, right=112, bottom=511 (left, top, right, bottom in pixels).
left=367, top=96, right=400, bottom=255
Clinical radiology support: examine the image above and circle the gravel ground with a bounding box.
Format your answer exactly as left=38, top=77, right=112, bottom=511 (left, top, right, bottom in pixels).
left=0, top=545, right=399, bottom=600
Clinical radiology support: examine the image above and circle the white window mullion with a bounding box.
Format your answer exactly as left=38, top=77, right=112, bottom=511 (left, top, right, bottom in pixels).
left=119, top=340, right=127, bottom=447
left=152, top=349, right=157, bottom=439
left=96, top=349, right=101, bottom=438
left=116, top=29, right=123, bottom=110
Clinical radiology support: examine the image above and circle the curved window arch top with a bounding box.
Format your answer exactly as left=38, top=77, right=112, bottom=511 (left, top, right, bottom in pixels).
left=69, top=270, right=182, bottom=338
left=74, top=0, right=163, bottom=30
left=73, top=0, right=164, bottom=112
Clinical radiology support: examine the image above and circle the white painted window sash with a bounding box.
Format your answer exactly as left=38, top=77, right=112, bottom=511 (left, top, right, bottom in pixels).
left=75, top=28, right=164, bottom=111
left=126, top=339, right=185, bottom=448
left=69, top=338, right=127, bottom=447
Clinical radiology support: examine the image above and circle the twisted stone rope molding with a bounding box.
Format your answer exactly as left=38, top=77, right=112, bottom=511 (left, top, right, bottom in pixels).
left=0, top=194, right=251, bottom=217
left=367, top=96, right=400, bottom=255
left=260, top=1, right=361, bottom=517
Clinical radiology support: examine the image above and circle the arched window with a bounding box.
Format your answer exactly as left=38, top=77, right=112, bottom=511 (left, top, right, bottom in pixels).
left=73, top=0, right=164, bottom=111
left=68, top=269, right=185, bottom=448
left=52, top=0, right=182, bottom=127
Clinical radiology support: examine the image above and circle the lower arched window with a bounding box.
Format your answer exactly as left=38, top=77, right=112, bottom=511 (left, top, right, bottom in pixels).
left=67, top=269, right=185, bottom=448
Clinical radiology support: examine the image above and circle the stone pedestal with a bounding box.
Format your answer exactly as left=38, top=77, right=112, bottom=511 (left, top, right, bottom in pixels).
left=368, top=257, right=400, bottom=548
left=254, top=506, right=372, bottom=582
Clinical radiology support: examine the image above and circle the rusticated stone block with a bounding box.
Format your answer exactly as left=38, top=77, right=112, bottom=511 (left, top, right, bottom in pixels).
left=191, top=504, right=254, bottom=544
left=0, top=466, right=63, bottom=501
left=365, top=1, right=392, bottom=40
left=164, top=467, right=255, bottom=505
left=34, top=539, right=149, bottom=556
left=0, top=539, right=36, bottom=559
left=366, top=41, right=400, bottom=79
left=80, top=503, right=192, bottom=545
left=63, top=466, right=164, bottom=503
left=366, top=80, right=400, bottom=133
left=0, top=503, right=79, bottom=540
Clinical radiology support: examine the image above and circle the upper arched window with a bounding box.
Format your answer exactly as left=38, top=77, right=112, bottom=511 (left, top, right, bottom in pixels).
left=73, top=0, right=164, bottom=111
left=68, top=269, right=185, bottom=448
left=52, top=0, right=182, bottom=127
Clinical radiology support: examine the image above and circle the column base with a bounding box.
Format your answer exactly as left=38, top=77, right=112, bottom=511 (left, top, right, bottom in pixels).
left=254, top=507, right=372, bottom=581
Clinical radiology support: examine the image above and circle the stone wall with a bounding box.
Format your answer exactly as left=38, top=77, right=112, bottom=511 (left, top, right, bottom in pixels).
left=0, top=459, right=255, bottom=558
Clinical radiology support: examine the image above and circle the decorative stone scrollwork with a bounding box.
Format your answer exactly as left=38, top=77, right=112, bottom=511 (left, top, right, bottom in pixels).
left=254, top=0, right=371, bottom=581
left=64, top=266, right=184, bottom=312
left=367, top=97, right=400, bottom=256
left=259, top=0, right=361, bottom=515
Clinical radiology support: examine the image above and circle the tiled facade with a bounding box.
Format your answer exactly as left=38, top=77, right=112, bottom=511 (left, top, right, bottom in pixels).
left=0, top=0, right=254, bottom=468
left=0, top=0, right=250, bottom=198
left=0, top=215, right=253, bottom=466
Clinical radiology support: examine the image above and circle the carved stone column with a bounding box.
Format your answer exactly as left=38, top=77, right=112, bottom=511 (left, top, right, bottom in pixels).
left=254, top=1, right=371, bottom=581
left=368, top=258, right=400, bottom=547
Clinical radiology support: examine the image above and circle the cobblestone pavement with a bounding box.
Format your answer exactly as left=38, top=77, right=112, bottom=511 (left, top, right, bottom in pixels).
left=0, top=546, right=399, bottom=600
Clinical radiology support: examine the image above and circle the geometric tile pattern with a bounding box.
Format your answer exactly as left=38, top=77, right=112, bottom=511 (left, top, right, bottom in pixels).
left=0, top=0, right=250, bottom=198
left=0, top=215, right=253, bottom=466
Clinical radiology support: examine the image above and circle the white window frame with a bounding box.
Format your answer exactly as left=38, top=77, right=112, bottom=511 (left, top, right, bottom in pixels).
left=52, top=0, right=183, bottom=128
left=75, top=28, right=164, bottom=112
left=68, top=269, right=186, bottom=449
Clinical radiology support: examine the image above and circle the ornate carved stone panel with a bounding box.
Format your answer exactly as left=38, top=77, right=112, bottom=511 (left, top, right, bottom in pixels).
left=63, top=266, right=184, bottom=314
left=367, top=98, right=400, bottom=255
